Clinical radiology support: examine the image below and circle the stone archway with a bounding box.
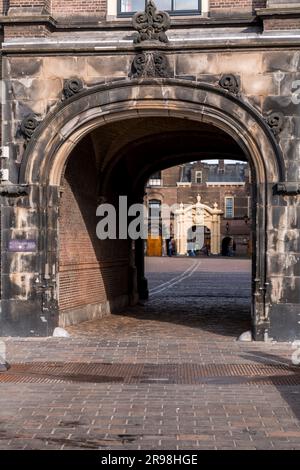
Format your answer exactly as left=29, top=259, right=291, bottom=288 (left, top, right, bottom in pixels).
left=2, top=78, right=288, bottom=340
left=20, top=79, right=284, bottom=185
left=175, top=195, right=223, bottom=256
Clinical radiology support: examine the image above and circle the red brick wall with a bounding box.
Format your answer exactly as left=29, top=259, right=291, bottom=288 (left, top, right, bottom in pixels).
left=59, top=134, right=129, bottom=314
left=0, top=1, right=4, bottom=14
left=8, top=0, right=50, bottom=10
left=51, top=0, right=106, bottom=17
left=3, top=1, right=269, bottom=17
left=264, top=18, right=300, bottom=30
left=8, top=0, right=46, bottom=6
left=210, top=0, right=266, bottom=10
left=4, top=0, right=106, bottom=16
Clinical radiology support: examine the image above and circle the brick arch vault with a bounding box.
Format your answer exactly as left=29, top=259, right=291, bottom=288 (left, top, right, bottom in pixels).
left=2, top=78, right=297, bottom=341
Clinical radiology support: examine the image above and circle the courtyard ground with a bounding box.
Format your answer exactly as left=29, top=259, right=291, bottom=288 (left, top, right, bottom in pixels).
left=0, top=257, right=300, bottom=450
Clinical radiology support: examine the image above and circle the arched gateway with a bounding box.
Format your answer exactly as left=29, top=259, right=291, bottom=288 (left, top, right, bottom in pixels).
left=175, top=195, right=223, bottom=256
left=0, top=79, right=297, bottom=341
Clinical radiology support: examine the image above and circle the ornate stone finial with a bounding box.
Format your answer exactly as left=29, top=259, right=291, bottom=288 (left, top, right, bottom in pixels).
left=20, top=114, right=40, bottom=141
left=180, top=202, right=184, bottom=210
left=197, top=194, right=201, bottom=204
left=63, top=78, right=84, bottom=100
left=219, top=75, right=240, bottom=95
left=266, top=112, right=284, bottom=136
left=132, top=0, right=170, bottom=44
left=213, top=202, right=218, bottom=209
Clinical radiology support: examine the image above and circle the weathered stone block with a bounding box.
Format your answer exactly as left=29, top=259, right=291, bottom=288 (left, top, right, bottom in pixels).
left=5, top=58, right=43, bottom=79
left=262, top=51, right=299, bottom=73
left=43, top=57, right=87, bottom=79
left=241, top=74, right=275, bottom=96
left=87, top=56, right=132, bottom=78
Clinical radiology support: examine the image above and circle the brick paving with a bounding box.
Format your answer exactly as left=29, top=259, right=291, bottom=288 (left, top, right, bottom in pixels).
left=1, top=257, right=300, bottom=450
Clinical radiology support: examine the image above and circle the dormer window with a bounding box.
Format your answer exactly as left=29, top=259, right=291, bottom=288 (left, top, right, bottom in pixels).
left=118, top=0, right=201, bottom=16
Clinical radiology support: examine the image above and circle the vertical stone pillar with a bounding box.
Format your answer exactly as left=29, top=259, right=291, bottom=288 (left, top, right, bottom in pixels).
left=175, top=203, right=186, bottom=255
left=211, top=216, right=218, bottom=255
left=135, top=237, right=148, bottom=300
left=211, top=204, right=223, bottom=255
left=0, top=184, right=58, bottom=336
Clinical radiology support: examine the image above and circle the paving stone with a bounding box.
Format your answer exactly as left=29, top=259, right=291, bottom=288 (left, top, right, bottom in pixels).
left=0, top=258, right=299, bottom=449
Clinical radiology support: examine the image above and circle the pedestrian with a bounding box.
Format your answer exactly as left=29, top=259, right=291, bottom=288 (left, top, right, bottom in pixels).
left=168, top=238, right=173, bottom=257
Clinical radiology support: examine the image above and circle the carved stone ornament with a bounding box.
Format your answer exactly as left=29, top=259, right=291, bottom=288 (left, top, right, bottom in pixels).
left=274, top=182, right=300, bottom=196
left=132, top=0, right=171, bottom=44
left=130, top=52, right=170, bottom=78
left=219, top=75, right=240, bottom=95
left=266, top=112, right=284, bottom=136
left=20, top=114, right=40, bottom=141
left=63, top=78, right=84, bottom=100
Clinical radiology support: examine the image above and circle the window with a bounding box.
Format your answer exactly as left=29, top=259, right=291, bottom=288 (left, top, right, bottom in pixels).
left=148, top=171, right=162, bottom=187
left=195, top=170, right=202, bottom=184
left=149, top=200, right=161, bottom=217
left=148, top=179, right=162, bottom=186
left=225, top=197, right=234, bottom=218
left=118, top=0, right=201, bottom=15
left=149, top=200, right=162, bottom=237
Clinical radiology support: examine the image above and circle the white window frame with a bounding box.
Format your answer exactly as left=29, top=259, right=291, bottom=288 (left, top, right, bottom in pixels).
left=225, top=196, right=234, bottom=219
left=195, top=170, right=202, bottom=184
left=148, top=178, right=162, bottom=187
left=107, top=0, right=209, bottom=20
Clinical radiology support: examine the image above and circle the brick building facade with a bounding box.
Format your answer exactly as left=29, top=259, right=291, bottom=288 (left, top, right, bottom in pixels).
left=0, top=1, right=300, bottom=341
left=145, top=160, right=252, bottom=256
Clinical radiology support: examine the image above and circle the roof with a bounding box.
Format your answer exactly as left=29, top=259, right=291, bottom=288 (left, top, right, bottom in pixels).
left=207, top=164, right=246, bottom=183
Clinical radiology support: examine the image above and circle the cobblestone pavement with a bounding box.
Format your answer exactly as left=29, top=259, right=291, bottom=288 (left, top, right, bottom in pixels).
left=1, top=257, right=300, bottom=450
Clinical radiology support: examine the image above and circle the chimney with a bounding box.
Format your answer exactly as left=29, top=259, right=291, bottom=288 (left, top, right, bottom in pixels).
left=218, top=159, right=225, bottom=174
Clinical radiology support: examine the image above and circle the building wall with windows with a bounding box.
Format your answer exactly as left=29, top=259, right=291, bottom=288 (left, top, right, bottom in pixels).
left=145, top=161, right=252, bottom=256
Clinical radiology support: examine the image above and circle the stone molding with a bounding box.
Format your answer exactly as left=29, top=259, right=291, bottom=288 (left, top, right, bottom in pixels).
left=274, top=182, right=300, bottom=195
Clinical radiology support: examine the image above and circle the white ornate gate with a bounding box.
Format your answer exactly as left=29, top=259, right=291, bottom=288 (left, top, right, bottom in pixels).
left=175, top=195, right=223, bottom=255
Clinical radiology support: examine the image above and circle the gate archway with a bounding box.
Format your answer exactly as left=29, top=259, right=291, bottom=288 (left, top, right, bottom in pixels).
left=175, top=195, right=223, bottom=256
left=17, top=79, right=284, bottom=340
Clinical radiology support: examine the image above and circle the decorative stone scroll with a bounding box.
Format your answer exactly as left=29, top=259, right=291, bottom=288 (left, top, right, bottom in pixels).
left=20, top=114, right=40, bottom=142
left=62, top=78, right=84, bottom=100
left=219, top=75, right=240, bottom=95
left=130, top=52, right=171, bottom=78
left=266, top=112, right=284, bottom=136
left=132, top=0, right=170, bottom=44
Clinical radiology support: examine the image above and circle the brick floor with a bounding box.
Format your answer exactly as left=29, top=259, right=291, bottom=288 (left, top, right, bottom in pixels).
left=0, top=257, right=300, bottom=450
